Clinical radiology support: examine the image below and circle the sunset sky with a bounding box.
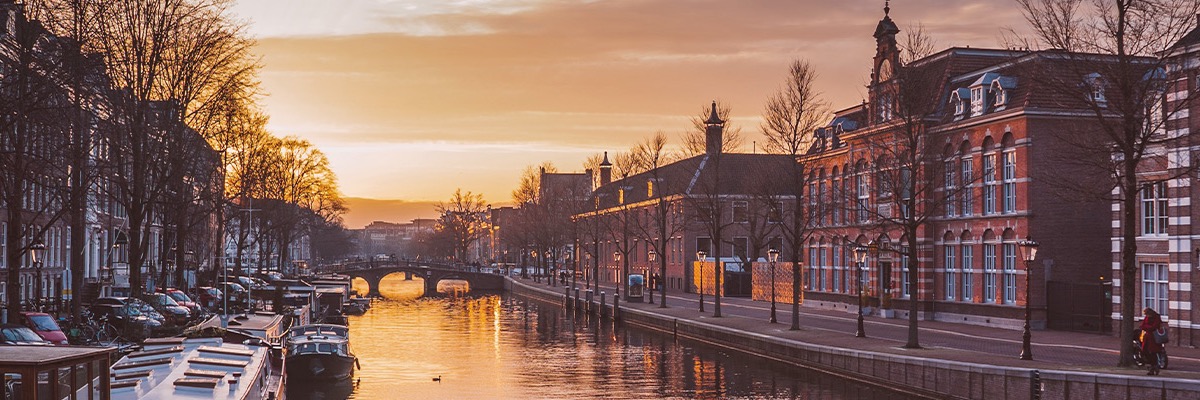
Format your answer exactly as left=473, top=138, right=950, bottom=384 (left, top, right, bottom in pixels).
left=229, top=0, right=1028, bottom=208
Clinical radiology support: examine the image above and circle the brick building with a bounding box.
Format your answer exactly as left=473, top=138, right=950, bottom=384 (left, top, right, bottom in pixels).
left=577, top=104, right=795, bottom=297
left=1120, top=21, right=1200, bottom=345
left=796, top=8, right=1115, bottom=330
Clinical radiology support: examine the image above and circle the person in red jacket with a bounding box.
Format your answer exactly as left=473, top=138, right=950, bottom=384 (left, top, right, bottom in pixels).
left=1139, top=307, right=1164, bottom=375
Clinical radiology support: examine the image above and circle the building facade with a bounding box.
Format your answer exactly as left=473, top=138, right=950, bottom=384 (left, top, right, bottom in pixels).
left=797, top=9, right=1114, bottom=330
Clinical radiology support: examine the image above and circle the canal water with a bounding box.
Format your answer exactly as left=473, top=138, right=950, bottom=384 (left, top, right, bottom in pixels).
left=288, top=275, right=918, bottom=400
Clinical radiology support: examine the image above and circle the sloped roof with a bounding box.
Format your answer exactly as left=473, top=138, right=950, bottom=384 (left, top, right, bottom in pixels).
left=591, top=153, right=794, bottom=210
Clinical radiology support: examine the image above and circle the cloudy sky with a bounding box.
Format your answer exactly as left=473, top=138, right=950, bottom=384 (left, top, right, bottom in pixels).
left=228, top=0, right=1028, bottom=204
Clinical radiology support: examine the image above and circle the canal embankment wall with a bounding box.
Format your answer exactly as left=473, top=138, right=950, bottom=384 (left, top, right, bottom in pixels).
left=505, top=279, right=1198, bottom=400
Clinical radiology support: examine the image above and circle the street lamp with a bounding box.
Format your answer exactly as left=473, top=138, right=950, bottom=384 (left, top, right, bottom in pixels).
left=549, top=249, right=557, bottom=288
left=768, top=248, right=780, bottom=323
left=647, top=249, right=656, bottom=303
left=696, top=250, right=706, bottom=312
left=852, top=243, right=871, bottom=338
left=30, top=238, right=45, bottom=311
left=1017, top=236, right=1040, bottom=360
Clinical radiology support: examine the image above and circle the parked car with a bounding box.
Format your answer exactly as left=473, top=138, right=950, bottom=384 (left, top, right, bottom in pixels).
left=218, top=282, right=248, bottom=308
left=88, top=304, right=160, bottom=341
left=0, top=323, right=50, bottom=345
left=223, top=276, right=266, bottom=291
left=18, top=312, right=67, bottom=345
left=143, top=292, right=193, bottom=326
left=95, top=297, right=167, bottom=334
left=162, top=288, right=204, bottom=317
left=193, top=286, right=223, bottom=310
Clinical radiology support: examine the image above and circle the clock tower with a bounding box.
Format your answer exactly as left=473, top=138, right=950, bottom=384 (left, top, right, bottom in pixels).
left=870, top=2, right=901, bottom=124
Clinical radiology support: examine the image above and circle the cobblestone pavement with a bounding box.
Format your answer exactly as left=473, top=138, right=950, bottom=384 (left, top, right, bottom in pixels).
left=524, top=278, right=1200, bottom=380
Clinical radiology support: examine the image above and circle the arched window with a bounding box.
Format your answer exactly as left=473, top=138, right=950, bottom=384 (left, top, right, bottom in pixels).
left=981, top=136, right=998, bottom=215
left=943, top=232, right=958, bottom=301
left=1001, top=229, right=1017, bottom=305
left=982, top=229, right=998, bottom=303
left=1001, top=132, right=1017, bottom=213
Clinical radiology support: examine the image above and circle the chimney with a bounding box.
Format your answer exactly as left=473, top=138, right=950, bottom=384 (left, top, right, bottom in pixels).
left=599, top=151, right=612, bottom=185
left=704, top=101, right=724, bottom=155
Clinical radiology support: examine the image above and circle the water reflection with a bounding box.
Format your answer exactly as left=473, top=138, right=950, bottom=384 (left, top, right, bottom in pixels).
left=321, top=276, right=915, bottom=399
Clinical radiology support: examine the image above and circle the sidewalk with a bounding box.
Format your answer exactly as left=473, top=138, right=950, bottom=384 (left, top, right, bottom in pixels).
left=527, top=277, right=1200, bottom=379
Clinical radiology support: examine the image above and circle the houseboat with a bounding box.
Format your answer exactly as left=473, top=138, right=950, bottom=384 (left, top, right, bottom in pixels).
left=284, top=324, right=357, bottom=381
left=108, top=337, right=282, bottom=400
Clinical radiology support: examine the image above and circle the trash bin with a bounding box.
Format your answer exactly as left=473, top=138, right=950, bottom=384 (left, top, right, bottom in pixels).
left=626, top=274, right=644, bottom=302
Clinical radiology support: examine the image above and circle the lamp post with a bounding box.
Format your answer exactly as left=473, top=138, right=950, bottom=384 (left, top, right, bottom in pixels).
left=852, top=243, right=870, bottom=338
left=613, top=251, right=622, bottom=298
left=30, top=238, right=45, bottom=312
left=696, top=250, right=706, bottom=312
left=549, top=248, right=557, bottom=288
left=647, top=249, right=656, bottom=303
left=1017, top=236, right=1039, bottom=360
left=768, top=248, right=780, bottom=323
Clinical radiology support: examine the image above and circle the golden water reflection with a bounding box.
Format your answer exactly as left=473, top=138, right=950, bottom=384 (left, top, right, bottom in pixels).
left=304, top=275, right=917, bottom=399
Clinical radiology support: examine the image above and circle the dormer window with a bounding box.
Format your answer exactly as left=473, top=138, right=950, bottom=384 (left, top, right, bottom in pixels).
left=968, top=72, right=1003, bottom=117
left=971, top=87, right=986, bottom=116
left=951, top=88, right=970, bottom=119
left=1084, top=72, right=1107, bottom=107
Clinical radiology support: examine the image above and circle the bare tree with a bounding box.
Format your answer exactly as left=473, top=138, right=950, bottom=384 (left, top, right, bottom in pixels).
left=1014, top=0, right=1200, bottom=366
left=628, top=132, right=686, bottom=306
left=436, top=189, right=488, bottom=262
left=761, top=59, right=829, bottom=329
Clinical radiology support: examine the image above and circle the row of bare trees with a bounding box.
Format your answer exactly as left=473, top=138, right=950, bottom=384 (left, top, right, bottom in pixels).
left=0, top=0, right=348, bottom=320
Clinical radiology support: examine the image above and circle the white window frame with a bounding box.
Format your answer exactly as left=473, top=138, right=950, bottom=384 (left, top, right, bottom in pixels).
left=945, top=160, right=956, bottom=217
left=983, top=244, right=997, bottom=303
left=1002, top=243, right=1017, bottom=305
left=1142, top=263, right=1168, bottom=315
left=1002, top=150, right=1016, bottom=213
left=1141, top=182, right=1169, bottom=235
left=945, top=245, right=957, bottom=300
left=983, top=154, right=997, bottom=214
left=961, top=158, right=973, bottom=216
left=961, top=245, right=974, bottom=302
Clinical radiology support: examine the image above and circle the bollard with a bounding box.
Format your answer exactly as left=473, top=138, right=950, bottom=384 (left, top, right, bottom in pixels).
left=599, top=292, right=607, bottom=319
left=564, top=287, right=571, bottom=310
left=613, top=293, right=620, bottom=322
left=1029, top=370, right=1042, bottom=400
left=574, top=288, right=581, bottom=310
left=586, top=290, right=594, bottom=314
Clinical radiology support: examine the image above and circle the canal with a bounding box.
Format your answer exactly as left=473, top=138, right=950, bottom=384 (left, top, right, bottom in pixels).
left=288, top=275, right=919, bottom=399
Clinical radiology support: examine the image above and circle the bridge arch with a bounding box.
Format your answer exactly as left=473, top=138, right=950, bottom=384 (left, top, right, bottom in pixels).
left=321, top=261, right=506, bottom=298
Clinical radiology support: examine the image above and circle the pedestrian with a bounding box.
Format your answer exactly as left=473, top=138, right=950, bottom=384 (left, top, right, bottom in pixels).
left=1139, top=307, right=1165, bottom=375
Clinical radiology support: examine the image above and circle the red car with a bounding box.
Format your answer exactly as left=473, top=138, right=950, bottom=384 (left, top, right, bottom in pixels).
left=162, top=288, right=203, bottom=317
left=19, top=312, right=67, bottom=345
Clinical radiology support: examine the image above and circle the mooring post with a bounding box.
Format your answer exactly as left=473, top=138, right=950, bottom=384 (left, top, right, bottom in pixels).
left=574, top=287, right=581, bottom=310
left=564, top=287, right=571, bottom=309
left=599, top=292, right=607, bottom=319
left=613, top=293, right=620, bottom=322
left=586, top=290, right=594, bottom=315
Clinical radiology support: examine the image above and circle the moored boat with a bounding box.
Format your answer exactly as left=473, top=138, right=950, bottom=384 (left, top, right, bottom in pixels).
left=108, top=337, right=281, bottom=400
left=284, top=324, right=357, bottom=381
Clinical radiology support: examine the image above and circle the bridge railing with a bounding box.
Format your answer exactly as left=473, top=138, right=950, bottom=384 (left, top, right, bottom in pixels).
left=314, top=260, right=475, bottom=274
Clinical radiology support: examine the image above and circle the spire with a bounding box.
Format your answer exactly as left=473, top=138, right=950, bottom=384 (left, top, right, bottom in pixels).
left=704, top=101, right=725, bottom=155
left=704, top=101, right=724, bottom=125
left=599, top=151, right=612, bottom=185
left=873, top=1, right=900, bottom=42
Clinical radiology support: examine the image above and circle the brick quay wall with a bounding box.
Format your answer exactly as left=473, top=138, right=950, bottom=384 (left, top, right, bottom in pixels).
left=506, top=278, right=1200, bottom=400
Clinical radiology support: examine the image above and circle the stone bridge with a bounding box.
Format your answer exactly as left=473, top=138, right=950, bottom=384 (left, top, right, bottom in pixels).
left=317, top=260, right=506, bottom=297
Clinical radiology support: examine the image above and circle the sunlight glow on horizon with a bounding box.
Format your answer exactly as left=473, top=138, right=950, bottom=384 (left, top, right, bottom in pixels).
left=231, top=0, right=1028, bottom=204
